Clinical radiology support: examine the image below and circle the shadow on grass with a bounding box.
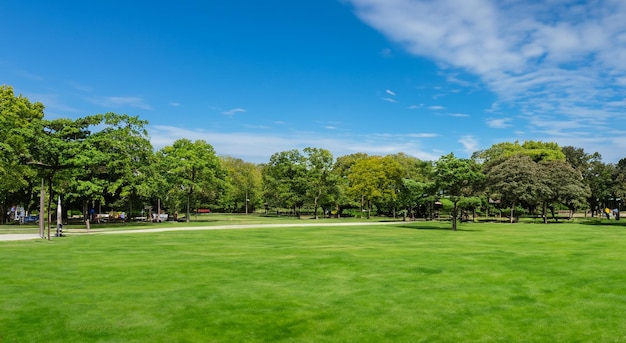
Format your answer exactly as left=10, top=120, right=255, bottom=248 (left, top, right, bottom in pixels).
left=396, top=223, right=482, bottom=232
left=578, top=219, right=626, bottom=227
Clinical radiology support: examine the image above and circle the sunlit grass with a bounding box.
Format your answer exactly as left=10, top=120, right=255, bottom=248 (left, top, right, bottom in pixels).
left=2, top=221, right=626, bottom=342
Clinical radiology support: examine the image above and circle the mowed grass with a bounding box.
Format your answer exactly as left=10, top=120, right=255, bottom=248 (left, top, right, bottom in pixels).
left=2, top=222, right=626, bottom=342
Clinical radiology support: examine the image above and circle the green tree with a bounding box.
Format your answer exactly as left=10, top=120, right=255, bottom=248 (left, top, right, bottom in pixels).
left=586, top=160, right=614, bottom=217
left=475, top=140, right=565, bottom=170
left=220, top=156, right=262, bottom=213
left=157, top=139, right=224, bottom=222
left=332, top=153, right=368, bottom=217
left=434, top=153, right=484, bottom=230
left=263, top=149, right=307, bottom=217
left=539, top=160, right=589, bottom=222
left=485, top=154, right=548, bottom=223
left=303, top=147, right=337, bottom=219
left=0, top=85, right=44, bottom=223
left=347, top=156, right=402, bottom=219
left=26, top=115, right=104, bottom=231
left=63, top=113, right=154, bottom=219
left=398, top=178, right=434, bottom=219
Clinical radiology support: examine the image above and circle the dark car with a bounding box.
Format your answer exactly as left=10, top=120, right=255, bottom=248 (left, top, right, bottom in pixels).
left=23, top=215, right=39, bottom=223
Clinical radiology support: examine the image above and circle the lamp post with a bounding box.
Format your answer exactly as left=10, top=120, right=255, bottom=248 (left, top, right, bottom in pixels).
left=245, top=191, right=249, bottom=215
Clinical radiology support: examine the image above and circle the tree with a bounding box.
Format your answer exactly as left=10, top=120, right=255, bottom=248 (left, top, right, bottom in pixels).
left=347, top=156, right=402, bottom=219
left=220, top=156, right=262, bottom=213
left=434, top=153, right=484, bottom=230
left=63, top=113, right=154, bottom=219
left=475, top=140, right=565, bottom=170
left=332, top=153, right=368, bottom=217
left=398, top=178, right=433, bottom=220
left=0, top=85, right=44, bottom=223
left=303, top=147, right=337, bottom=219
left=539, top=160, right=589, bottom=222
left=586, top=160, right=614, bottom=217
left=485, top=154, right=547, bottom=223
left=157, top=139, right=224, bottom=222
left=263, top=149, right=308, bottom=217
left=26, top=115, right=104, bottom=233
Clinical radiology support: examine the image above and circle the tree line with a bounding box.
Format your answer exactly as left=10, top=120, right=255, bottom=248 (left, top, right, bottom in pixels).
left=2, top=85, right=625, bottom=229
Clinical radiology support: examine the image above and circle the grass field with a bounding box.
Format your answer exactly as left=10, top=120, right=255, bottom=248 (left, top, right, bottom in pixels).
left=2, top=220, right=626, bottom=342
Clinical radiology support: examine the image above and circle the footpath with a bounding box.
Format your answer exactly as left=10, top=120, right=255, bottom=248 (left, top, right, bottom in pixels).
left=0, top=221, right=407, bottom=242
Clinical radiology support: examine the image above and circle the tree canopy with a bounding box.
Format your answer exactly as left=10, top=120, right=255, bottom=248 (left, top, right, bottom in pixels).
left=1, top=84, right=624, bottom=227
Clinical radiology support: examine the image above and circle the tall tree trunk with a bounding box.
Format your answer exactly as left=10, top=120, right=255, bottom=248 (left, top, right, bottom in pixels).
left=510, top=201, right=515, bottom=224
left=313, top=190, right=320, bottom=219
left=452, top=200, right=458, bottom=231
left=360, top=194, right=364, bottom=218
left=186, top=192, right=191, bottom=223
left=47, top=177, right=53, bottom=240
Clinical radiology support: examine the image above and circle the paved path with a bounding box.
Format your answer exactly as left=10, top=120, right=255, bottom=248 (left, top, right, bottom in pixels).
left=0, top=234, right=42, bottom=241
left=1, top=221, right=408, bottom=241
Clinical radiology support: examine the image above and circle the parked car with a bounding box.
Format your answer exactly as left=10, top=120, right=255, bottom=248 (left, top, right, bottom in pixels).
left=23, top=215, right=39, bottom=223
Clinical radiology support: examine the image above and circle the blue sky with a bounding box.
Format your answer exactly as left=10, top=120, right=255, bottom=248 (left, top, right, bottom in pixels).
left=2, top=0, right=626, bottom=163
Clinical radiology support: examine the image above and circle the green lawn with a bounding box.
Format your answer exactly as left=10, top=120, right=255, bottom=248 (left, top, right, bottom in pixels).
left=2, top=221, right=626, bottom=342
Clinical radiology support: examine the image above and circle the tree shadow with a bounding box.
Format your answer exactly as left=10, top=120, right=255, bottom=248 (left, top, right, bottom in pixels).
left=579, top=219, right=626, bottom=227
left=396, top=223, right=482, bottom=232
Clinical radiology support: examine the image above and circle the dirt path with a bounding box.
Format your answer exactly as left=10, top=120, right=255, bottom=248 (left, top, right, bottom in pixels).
left=1, top=221, right=408, bottom=241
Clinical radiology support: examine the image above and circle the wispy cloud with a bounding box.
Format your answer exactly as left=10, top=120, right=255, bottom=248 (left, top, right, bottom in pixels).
left=428, top=105, right=446, bottom=111
left=382, top=97, right=398, bottom=103
left=408, top=104, right=423, bottom=110
left=459, top=135, right=479, bottom=154
left=89, top=96, right=153, bottom=110
left=222, top=107, right=247, bottom=116
left=386, top=89, right=396, bottom=96
left=168, top=102, right=181, bottom=107
left=26, top=92, right=82, bottom=116
left=347, top=0, right=626, bottom=137
left=149, top=125, right=442, bottom=162
left=486, top=118, right=512, bottom=129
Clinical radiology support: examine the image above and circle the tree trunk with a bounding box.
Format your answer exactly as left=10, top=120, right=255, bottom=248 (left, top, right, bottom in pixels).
left=360, top=194, right=365, bottom=218
left=186, top=192, right=191, bottom=223
left=313, top=194, right=320, bottom=219
left=47, top=178, right=53, bottom=240
left=510, top=202, right=515, bottom=224
left=452, top=201, right=458, bottom=231
left=543, top=202, right=548, bottom=224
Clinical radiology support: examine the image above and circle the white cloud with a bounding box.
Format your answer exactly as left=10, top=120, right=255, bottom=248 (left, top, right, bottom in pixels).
left=148, top=125, right=441, bottom=162
left=222, top=107, right=247, bottom=116
left=486, top=118, right=512, bottom=129
left=26, top=92, right=82, bottom=116
left=89, top=96, right=152, bottom=110
left=428, top=105, right=446, bottom=111
left=346, top=0, right=626, bottom=136
left=407, top=133, right=438, bottom=138
left=386, top=89, right=396, bottom=96
left=408, top=104, right=423, bottom=109
left=168, top=102, right=181, bottom=107
left=458, top=135, right=479, bottom=154
left=382, top=97, right=398, bottom=103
